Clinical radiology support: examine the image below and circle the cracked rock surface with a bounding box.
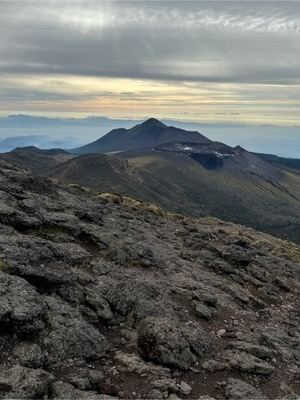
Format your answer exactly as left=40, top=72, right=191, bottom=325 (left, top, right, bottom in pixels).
left=0, top=161, right=300, bottom=399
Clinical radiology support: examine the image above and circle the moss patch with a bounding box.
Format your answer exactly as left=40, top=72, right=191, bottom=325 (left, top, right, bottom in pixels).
left=0, top=260, right=10, bottom=273
left=68, top=184, right=97, bottom=196
left=98, top=193, right=123, bottom=205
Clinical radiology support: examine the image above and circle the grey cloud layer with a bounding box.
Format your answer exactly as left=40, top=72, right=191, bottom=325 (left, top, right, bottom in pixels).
left=1, top=1, right=300, bottom=84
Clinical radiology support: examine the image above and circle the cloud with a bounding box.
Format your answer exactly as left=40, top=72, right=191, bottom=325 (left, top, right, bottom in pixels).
left=1, top=1, right=300, bottom=85
left=0, top=1, right=300, bottom=124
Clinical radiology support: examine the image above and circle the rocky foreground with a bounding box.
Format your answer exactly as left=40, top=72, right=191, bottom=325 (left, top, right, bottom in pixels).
left=1, top=161, right=300, bottom=399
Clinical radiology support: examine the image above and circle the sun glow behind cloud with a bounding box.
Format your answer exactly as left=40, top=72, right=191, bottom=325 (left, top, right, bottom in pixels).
left=1, top=73, right=299, bottom=126
left=0, top=1, right=299, bottom=126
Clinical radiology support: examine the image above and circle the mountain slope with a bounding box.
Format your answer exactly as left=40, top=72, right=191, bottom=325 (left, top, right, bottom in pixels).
left=114, top=143, right=300, bottom=243
left=254, top=152, right=300, bottom=174
left=2, top=139, right=300, bottom=244
left=38, top=153, right=185, bottom=212
left=1, top=160, right=300, bottom=399
left=2, top=118, right=300, bottom=244
left=0, top=150, right=73, bottom=173
left=69, top=118, right=211, bottom=154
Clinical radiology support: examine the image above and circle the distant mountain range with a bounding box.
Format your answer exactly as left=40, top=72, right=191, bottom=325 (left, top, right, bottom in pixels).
left=0, top=135, right=85, bottom=154
left=0, top=113, right=245, bottom=129
left=1, top=113, right=300, bottom=157
left=0, top=114, right=118, bottom=127
left=0, top=114, right=140, bottom=153
left=12, top=146, right=69, bottom=156
left=2, top=117, right=300, bottom=244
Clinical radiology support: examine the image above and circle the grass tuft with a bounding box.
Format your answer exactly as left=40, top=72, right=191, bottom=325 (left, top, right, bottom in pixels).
left=68, top=184, right=97, bottom=196
left=98, top=193, right=123, bottom=204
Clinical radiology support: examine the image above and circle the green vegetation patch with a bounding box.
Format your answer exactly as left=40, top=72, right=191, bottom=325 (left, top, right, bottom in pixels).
left=229, top=228, right=300, bottom=263
left=68, top=183, right=97, bottom=196
left=0, top=259, right=10, bottom=273
left=165, top=212, right=185, bottom=220
left=99, top=193, right=123, bottom=205
left=272, top=241, right=300, bottom=262
left=99, top=193, right=167, bottom=217
left=123, top=196, right=165, bottom=216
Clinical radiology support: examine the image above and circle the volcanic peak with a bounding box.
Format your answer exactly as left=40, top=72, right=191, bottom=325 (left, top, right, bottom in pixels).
left=139, top=117, right=167, bottom=128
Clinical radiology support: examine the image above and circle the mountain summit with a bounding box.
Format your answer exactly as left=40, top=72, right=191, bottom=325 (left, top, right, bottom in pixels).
left=69, top=118, right=210, bottom=155
left=141, top=117, right=167, bottom=128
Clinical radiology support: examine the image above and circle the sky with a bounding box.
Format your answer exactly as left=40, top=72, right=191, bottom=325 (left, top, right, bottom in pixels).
left=0, top=0, right=300, bottom=127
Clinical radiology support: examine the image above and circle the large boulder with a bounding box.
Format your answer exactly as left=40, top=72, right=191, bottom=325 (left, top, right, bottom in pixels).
left=224, top=350, right=274, bottom=375
left=13, top=342, right=44, bottom=368
left=225, top=378, right=268, bottom=400
left=0, top=365, right=54, bottom=399
left=40, top=295, right=108, bottom=366
left=0, top=271, right=45, bottom=336
left=137, top=317, right=216, bottom=370
left=114, top=351, right=171, bottom=378
left=97, top=279, right=177, bottom=325
left=260, top=330, right=300, bottom=365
